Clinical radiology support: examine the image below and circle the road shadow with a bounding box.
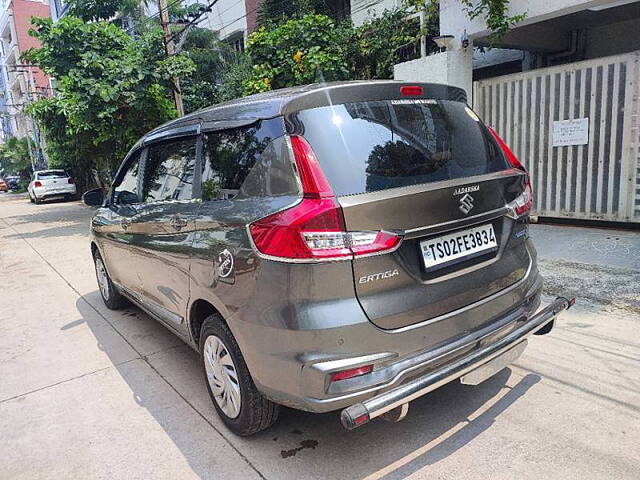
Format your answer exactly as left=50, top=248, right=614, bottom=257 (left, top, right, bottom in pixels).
left=1, top=200, right=87, bottom=225
left=74, top=292, right=541, bottom=480
left=1, top=200, right=90, bottom=239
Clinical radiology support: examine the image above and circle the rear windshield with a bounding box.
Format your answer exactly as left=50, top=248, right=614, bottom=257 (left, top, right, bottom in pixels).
left=38, top=171, right=68, bottom=180
left=297, top=100, right=507, bottom=196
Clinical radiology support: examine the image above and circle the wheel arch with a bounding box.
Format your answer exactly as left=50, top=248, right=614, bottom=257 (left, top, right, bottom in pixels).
left=189, top=298, right=230, bottom=348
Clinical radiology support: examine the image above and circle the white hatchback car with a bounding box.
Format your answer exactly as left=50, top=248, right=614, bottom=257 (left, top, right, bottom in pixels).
left=28, top=170, right=77, bottom=204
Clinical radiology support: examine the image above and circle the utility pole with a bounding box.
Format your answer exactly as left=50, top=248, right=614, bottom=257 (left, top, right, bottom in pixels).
left=158, top=0, right=185, bottom=116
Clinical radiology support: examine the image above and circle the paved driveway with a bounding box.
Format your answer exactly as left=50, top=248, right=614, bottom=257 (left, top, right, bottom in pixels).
left=1, top=193, right=639, bottom=479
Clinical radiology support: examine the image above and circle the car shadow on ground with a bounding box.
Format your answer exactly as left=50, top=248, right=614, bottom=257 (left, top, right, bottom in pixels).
left=74, top=291, right=541, bottom=480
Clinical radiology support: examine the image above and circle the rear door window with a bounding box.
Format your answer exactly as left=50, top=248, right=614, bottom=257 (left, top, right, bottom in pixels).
left=297, top=100, right=507, bottom=196
left=201, top=124, right=298, bottom=201
left=143, top=138, right=197, bottom=202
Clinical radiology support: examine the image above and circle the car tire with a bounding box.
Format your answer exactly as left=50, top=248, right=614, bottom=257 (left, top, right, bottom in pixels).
left=34, top=196, right=42, bottom=204
left=199, top=314, right=280, bottom=436
left=93, top=250, right=128, bottom=310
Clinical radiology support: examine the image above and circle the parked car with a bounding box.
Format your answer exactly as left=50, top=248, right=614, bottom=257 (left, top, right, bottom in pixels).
left=0, top=178, right=7, bottom=192
left=28, top=170, right=77, bottom=204
left=5, top=176, right=21, bottom=191
left=84, top=81, right=573, bottom=436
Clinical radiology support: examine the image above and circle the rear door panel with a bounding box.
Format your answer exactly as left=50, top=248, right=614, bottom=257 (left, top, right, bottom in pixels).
left=126, top=201, right=197, bottom=336
left=340, top=171, right=530, bottom=330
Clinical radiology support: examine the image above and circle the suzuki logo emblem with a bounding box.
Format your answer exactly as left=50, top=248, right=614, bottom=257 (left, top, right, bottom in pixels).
left=459, top=194, right=474, bottom=214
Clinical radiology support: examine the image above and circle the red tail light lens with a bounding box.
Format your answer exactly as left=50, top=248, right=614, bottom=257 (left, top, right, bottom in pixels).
left=68, top=178, right=74, bottom=184
left=248, top=136, right=403, bottom=261
left=512, top=183, right=533, bottom=216
left=289, top=135, right=333, bottom=198
left=489, top=128, right=532, bottom=218
left=331, top=365, right=373, bottom=382
left=34, top=181, right=42, bottom=187
left=400, top=85, right=423, bottom=96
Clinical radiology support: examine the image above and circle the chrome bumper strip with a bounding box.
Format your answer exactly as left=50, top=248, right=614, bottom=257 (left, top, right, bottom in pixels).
left=340, top=296, right=574, bottom=430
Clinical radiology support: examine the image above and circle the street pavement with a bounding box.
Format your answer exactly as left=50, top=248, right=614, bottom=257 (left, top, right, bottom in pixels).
left=1, top=192, right=639, bottom=480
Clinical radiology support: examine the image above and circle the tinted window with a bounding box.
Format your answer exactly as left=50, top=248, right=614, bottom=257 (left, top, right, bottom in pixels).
left=201, top=124, right=297, bottom=201
left=297, top=100, right=507, bottom=196
left=238, top=136, right=299, bottom=198
left=38, top=170, right=68, bottom=179
left=143, top=138, right=197, bottom=202
left=114, top=151, right=142, bottom=205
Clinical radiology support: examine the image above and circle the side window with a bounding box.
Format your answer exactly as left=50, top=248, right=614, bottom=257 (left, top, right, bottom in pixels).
left=201, top=126, right=262, bottom=201
left=113, top=151, right=142, bottom=205
left=239, top=136, right=300, bottom=197
left=201, top=124, right=298, bottom=201
left=143, top=137, right=197, bottom=203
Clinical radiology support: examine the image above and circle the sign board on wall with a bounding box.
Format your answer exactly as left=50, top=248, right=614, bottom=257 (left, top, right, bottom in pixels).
left=553, top=118, right=589, bottom=147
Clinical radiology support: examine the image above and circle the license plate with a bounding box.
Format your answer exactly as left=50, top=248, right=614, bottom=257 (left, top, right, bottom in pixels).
left=460, top=340, right=527, bottom=385
left=420, top=223, right=497, bottom=270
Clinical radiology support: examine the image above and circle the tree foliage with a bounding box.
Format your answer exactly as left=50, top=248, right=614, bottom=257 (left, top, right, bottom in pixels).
left=180, top=28, right=239, bottom=112
left=257, top=0, right=349, bottom=28
left=461, top=0, right=526, bottom=45
left=65, top=0, right=145, bottom=22
left=355, top=8, right=425, bottom=79
left=243, top=14, right=356, bottom=94
left=23, top=16, right=194, bottom=191
left=243, top=8, right=438, bottom=93
left=0, top=137, right=32, bottom=178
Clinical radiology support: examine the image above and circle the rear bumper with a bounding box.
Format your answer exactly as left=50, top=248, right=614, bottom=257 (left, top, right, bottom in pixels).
left=34, top=186, right=77, bottom=198
left=340, top=296, right=574, bottom=429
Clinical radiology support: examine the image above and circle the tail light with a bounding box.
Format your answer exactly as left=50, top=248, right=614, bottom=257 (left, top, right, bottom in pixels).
left=331, top=365, right=373, bottom=382
left=34, top=181, right=42, bottom=187
left=489, top=128, right=532, bottom=218
left=68, top=178, right=74, bottom=184
left=249, top=136, right=403, bottom=261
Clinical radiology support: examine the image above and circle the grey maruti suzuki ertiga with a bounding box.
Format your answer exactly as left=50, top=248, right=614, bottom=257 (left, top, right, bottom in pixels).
left=84, top=81, right=573, bottom=436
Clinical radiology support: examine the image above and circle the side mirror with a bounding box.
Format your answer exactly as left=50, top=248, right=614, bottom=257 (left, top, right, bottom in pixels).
left=83, top=188, right=105, bottom=207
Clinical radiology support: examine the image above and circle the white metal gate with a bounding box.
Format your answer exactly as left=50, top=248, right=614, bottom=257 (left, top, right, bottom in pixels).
left=473, top=52, right=640, bottom=223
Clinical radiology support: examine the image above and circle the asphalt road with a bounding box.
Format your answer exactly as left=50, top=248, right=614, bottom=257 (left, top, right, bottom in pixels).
left=1, top=193, right=639, bottom=480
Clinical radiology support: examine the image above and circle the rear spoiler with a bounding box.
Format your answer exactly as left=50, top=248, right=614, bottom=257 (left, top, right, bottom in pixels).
left=280, top=82, right=467, bottom=115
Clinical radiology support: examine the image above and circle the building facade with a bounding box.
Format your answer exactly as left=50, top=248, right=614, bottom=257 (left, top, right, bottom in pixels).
left=143, top=0, right=255, bottom=52
left=0, top=0, right=51, bottom=140
left=49, top=0, right=66, bottom=20
left=392, top=0, right=640, bottom=224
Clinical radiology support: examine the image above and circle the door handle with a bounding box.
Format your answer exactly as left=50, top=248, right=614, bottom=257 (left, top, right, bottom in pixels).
left=121, top=218, right=132, bottom=230
left=170, top=216, right=188, bottom=230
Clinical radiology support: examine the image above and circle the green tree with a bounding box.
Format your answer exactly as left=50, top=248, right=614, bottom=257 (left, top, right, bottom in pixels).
left=243, top=14, right=356, bottom=94
left=257, top=0, right=350, bottom=27
left=23, top=16, right=195, bottom=192
left=180, top=28, right=239, bottom=112
left=355, top=8, right=425, bottom=79
left=216, top=53, right=254, bottom=103
left=65, top=0, right=146, bottom=22
left=0, top=137, right=33, bottom=178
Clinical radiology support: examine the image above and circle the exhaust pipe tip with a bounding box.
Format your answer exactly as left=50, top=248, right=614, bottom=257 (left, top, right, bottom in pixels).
left=341, top=403, right=370, bottom=430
